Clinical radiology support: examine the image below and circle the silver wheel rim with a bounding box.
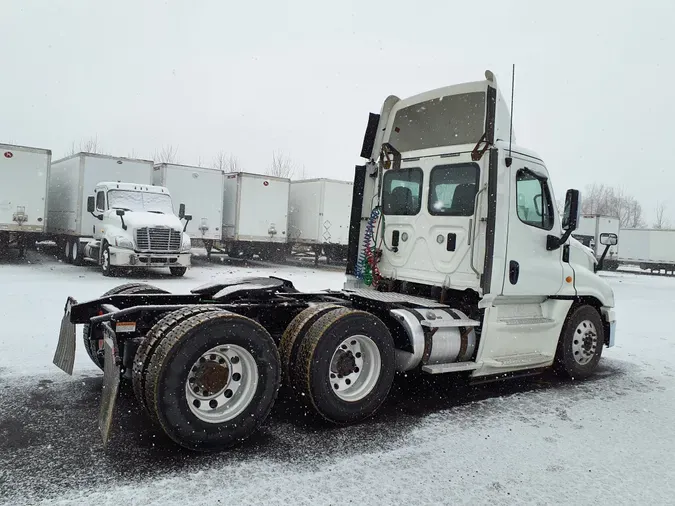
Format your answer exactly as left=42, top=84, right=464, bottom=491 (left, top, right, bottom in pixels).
left=102, top=249, right=110, bottom=271
left=71, top=241, right=78, bottom=261
left=185, top=344, right=258, bottom=423
left=572, top=319, right=598, bottom=366
left=64, top=241, right=70, bottom=259
left=329, top=335, right=381, bottom=402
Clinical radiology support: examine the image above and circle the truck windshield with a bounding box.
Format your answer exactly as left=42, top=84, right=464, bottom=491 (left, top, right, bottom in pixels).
left=388, top=92, right=486, bottom=152
left=108, top=190, right=174, bottom=214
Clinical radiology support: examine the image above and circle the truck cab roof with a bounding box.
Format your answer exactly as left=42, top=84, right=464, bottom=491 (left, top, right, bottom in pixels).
left=96, top=182, right=171, bottom=195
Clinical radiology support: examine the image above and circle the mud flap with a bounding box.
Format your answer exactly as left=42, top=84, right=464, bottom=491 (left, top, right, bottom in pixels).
left=53, top=297, right=78, bottom=375
left=99, top=322, right=121, bottom=447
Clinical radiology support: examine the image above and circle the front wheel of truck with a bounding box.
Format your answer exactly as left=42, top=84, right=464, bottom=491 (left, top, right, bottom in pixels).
left=555, top=305, right=604, bottom=380
left=101, top=243, right=117, bottom=277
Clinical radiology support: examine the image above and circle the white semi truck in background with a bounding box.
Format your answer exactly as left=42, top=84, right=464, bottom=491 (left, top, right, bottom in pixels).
left=47, top=153, right=191, bottom=276
left=617, top=228, right=675, bottom=273
left=55, top=70, right=618, bottom=452
left=572, top=214, right=620, bottom=270
left=289, top=178, right=353, bottom=264
left=0, top=143, right=51, bottom=256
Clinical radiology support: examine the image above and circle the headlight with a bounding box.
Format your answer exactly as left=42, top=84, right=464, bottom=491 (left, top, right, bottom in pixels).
left=181, top=234, right=191, bottom=252
left=114, top=236, right=134, bottom=249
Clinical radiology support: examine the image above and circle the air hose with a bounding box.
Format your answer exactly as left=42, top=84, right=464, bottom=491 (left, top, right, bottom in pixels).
left=357, top=207, right=382, bottom=286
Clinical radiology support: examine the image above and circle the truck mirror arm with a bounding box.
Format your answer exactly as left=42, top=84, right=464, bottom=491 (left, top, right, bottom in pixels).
left=89, top=211, right=103, bottom=221
left=595, top=244, right=612, bottom=272
left=546, top=228, right=575, bottom=251
left=183, top=214, right=192, bottom=232
left=115, top=209, right=127, bottom=230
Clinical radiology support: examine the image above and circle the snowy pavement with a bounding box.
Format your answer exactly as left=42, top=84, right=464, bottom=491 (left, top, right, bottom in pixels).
left=0, top=251, right=674, bottom=505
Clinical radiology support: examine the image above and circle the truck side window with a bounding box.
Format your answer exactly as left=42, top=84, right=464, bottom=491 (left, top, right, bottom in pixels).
left=428, top=163, right=479, bottom=216
left=96, top=191, right=106, bottom=212
left=516, top=169, right=554, bottom=230
left=382, top=168, right=423, bottom=216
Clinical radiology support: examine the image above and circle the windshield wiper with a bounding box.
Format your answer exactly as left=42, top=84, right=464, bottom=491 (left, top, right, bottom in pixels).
left=112, top=207, right=132, bottom=212
left=147, top=210, right=164, bottom=214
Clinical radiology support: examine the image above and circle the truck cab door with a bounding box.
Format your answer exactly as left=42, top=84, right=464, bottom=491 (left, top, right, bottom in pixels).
left=501, top=160, right=564, bottom=296
left=93, top=190, right=106, bottom=239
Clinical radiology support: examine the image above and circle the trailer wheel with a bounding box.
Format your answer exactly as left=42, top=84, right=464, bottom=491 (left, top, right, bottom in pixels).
left=101, top=242, right=116, bottom=277
left=279, top=304, right=343, bottom=387
left=144, top=310, right=280, bottom=451
left=169, top=266, right=187, bottom=277
left=293, top=308, right=395, bottom=424
left=133, top=305, right=222, bottom=417
left=83, top=283, right=169, bottom=370
left=554, top=305, right=604, bottom=380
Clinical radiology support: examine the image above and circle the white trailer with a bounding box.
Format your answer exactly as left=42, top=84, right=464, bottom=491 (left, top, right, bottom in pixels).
left=0, top=143, right=51, bottom=255
left=47, top=153, right=191, bottom=275
left=289, top=178, right=353, bottom=262
left=221, top=172, right=290, bottom=260
left=617, top=228, right=675, bottom=273
left=152, top=163, right=225, bottom=249
left=572, top=214, right=620, bottom=269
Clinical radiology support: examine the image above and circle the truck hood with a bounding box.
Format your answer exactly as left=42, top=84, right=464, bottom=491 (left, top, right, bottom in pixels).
left=119, top=211, right=182, bottom=231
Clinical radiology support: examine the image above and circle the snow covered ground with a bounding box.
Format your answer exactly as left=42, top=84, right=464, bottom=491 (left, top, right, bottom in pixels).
left=1, top=251, right=674, bottom=505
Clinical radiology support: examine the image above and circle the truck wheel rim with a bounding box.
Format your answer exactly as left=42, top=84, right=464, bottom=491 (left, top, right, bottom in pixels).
left=572, top=320, right=598, bottom=366
left=329, top=335, right=381, bottom=402
left=71, top=241, right=78, bottom=261
left=103, top=249, right=110, bottom=271
left=185, top=344, right=258, bottom=423
left=64, top=241, right=70, bottom=258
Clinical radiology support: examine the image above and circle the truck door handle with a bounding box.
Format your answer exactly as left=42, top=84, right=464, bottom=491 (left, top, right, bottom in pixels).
left=509, top=260, right=520, bottom=284
left=391, top=230, right=399, bottom=248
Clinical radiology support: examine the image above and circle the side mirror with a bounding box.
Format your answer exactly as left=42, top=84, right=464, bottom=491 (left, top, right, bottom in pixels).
left=87, top=196, right=95, bottom=213
left=116, top=209, right=125, bottom=217
left=178, top=203, right=185, bottom=219
left=182, top=214, right=192, bottom=232
left=600, top=233, right=618, bottom=246
left=562, top=189, right=581, bottom=231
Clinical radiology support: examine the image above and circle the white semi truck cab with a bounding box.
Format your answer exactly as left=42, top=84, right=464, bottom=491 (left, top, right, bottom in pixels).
left=346, top=70, right=617, bottom=377
left=85, top=182, right=192, bottom=276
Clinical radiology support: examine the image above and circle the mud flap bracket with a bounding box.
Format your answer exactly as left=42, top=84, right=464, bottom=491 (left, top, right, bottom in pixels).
left=99, top=322, right=121, bottom=447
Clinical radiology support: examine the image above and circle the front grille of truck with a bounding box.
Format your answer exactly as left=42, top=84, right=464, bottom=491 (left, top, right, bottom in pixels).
left=135, top=227, right=181, bottom=251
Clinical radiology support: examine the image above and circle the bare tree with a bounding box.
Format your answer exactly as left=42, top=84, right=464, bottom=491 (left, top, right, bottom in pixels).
left=581, top=183, right=645, bottom=228
left=66, top=136, right=103, bottom=156
left=267, top=150, right=294, bottom=178
left=212, top=151, right=241, bottom=172
left=154, top=145, right=179, bottom=164
left=654, top=201, right=669, bottom=229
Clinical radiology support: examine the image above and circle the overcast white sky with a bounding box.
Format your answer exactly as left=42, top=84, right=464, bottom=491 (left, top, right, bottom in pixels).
left=1, top=0, right=672, bottom=223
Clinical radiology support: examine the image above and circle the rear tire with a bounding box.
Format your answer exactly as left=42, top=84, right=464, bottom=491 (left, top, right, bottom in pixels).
left=169, top=266, right=187, bottom=277
left=279, top=304, right=343, bottom=388
left=554, top=305, right=604, bottom=380
left=82, top=283, right=169, bottom=370
left=70, top=239, right=83, bottom=266
left=133, top=305, right=222, bottom=417
left=292, top=308, right=395, bottom=424
left=144, top=310, right=281, bottom=451
left=63, top=239, right=72, bottom=263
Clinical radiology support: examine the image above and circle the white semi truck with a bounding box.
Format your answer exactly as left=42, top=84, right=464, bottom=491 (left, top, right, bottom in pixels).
left=55, top=71, right=618, bottom=452
left=47, top=153, right=191, bottom=276
left=0, top=143, right=51, bottom=256
left=617, top=228, right=675, bottom=273
left=289, top=178, right=353, bottom=264
left=572, top=214, right=620, bottom=269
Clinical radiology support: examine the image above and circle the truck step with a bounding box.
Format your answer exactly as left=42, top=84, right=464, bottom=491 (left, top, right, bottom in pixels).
left=485, top=353, right=553, bottom=368
left=421, top=361, right=480, bottom=374
left=497, top=317, right=554, bottom=326
left=420, top=318, right=480, bottom=328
